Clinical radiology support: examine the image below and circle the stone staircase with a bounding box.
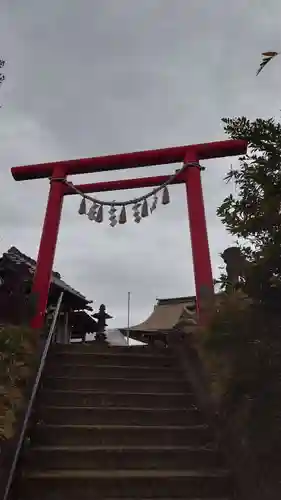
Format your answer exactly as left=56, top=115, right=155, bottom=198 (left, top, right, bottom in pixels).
left=14, top=343, right=234, bottom=499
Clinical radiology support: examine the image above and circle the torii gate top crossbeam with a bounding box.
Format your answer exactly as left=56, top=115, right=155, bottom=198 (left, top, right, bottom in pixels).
left=11, top=139, right=247, bottom=181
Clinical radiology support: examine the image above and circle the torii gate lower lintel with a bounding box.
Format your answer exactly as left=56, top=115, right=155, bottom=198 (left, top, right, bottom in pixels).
left=11, top=139, right=247, bottom=330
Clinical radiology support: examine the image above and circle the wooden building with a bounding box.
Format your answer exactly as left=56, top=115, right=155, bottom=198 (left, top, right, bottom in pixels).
left=0, top=246, right=97, bottom=342
left=122, top=294, right=226, bottom=345
left=120, top=296, right=199, bottom=345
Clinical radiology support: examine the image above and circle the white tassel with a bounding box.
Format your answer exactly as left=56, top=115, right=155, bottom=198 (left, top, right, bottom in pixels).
left=150, top=195, right=158, bottom=213
left=119, top=206, right=127, bottom=224
left=78, top=198, right=87, bottom=215
left=162, top=186, right=170, bottom=205
left=141, top=199, right=149, bottom=218
left=95, top=205, right=103, bottom=223
left=88, top=202, right=98, bottom=220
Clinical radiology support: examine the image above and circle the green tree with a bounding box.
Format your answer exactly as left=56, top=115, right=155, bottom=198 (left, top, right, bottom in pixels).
left=203, top=117, right=281, bottom=494
left=218, top=116, right=281, bottom=307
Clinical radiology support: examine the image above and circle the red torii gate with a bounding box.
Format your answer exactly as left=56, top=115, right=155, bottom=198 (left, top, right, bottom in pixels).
left=11, top=139, right=247, bottom=329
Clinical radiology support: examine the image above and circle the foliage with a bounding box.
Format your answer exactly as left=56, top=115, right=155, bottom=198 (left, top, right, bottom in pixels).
left=201, top=291, right=281, bottom=459
left=0, top=325, right=39, bottom=440
left=257, top=51, right=279, bottom=76
left=197, top=115, right=281, bottom=484
left=217, top=116, right=281, bottom=305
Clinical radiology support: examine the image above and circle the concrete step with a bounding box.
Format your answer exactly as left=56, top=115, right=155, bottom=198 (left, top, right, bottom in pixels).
left=38, top=389, right=194, bottom=409
left=51, top=344, right=172, bottom=355
left=31, top=424, right=213, bottom=447
left=41, top=376, right=189, bottom=393
left=44, top=363, right=183, bottom=380
left=23, top=445, right=223, bottom=471
left=47, top=351, right=177, bottom=368
left=36, top=406, right=202, bottom=426
left=18, top=469, right=232, bottom=499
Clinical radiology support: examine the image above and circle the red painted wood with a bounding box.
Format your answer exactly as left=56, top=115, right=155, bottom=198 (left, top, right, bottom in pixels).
left=184, top=152, right=213, bottom=323
left=64, top=174, right=185, bottom=195
left=11, top=139, right=247, bottom=180
left=31, top=167, right=66, bottom=329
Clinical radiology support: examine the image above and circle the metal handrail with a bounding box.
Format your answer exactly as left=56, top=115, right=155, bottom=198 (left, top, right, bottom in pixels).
left=2, top=291, right=64, bottom=500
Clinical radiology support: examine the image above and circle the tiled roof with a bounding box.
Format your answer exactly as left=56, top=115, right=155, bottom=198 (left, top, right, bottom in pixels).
left=157, top=296, right=197, bottom=307
left=129, top=300, right=196, bottom=332
left=4, top=246, right=89, bottom=302
left=128, top=293, right=223, bottom=335
left=157, top=293, right=223, bottom=307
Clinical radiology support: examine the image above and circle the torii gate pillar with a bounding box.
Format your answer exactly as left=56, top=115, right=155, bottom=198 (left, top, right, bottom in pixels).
left=183, top=151, right=214, bottom=320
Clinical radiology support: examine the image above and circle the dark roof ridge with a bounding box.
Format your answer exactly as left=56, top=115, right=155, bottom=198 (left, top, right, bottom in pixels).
left=4, top=246, right=91, bottom=303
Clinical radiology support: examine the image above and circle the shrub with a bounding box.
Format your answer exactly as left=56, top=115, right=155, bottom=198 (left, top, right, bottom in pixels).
left=200, top=291, right=281, bottom=460
left=0, top=325, right=39, bottom=440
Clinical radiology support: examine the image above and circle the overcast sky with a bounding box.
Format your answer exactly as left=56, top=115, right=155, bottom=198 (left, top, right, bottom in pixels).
left=1, top=0, right=281, bottom=328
